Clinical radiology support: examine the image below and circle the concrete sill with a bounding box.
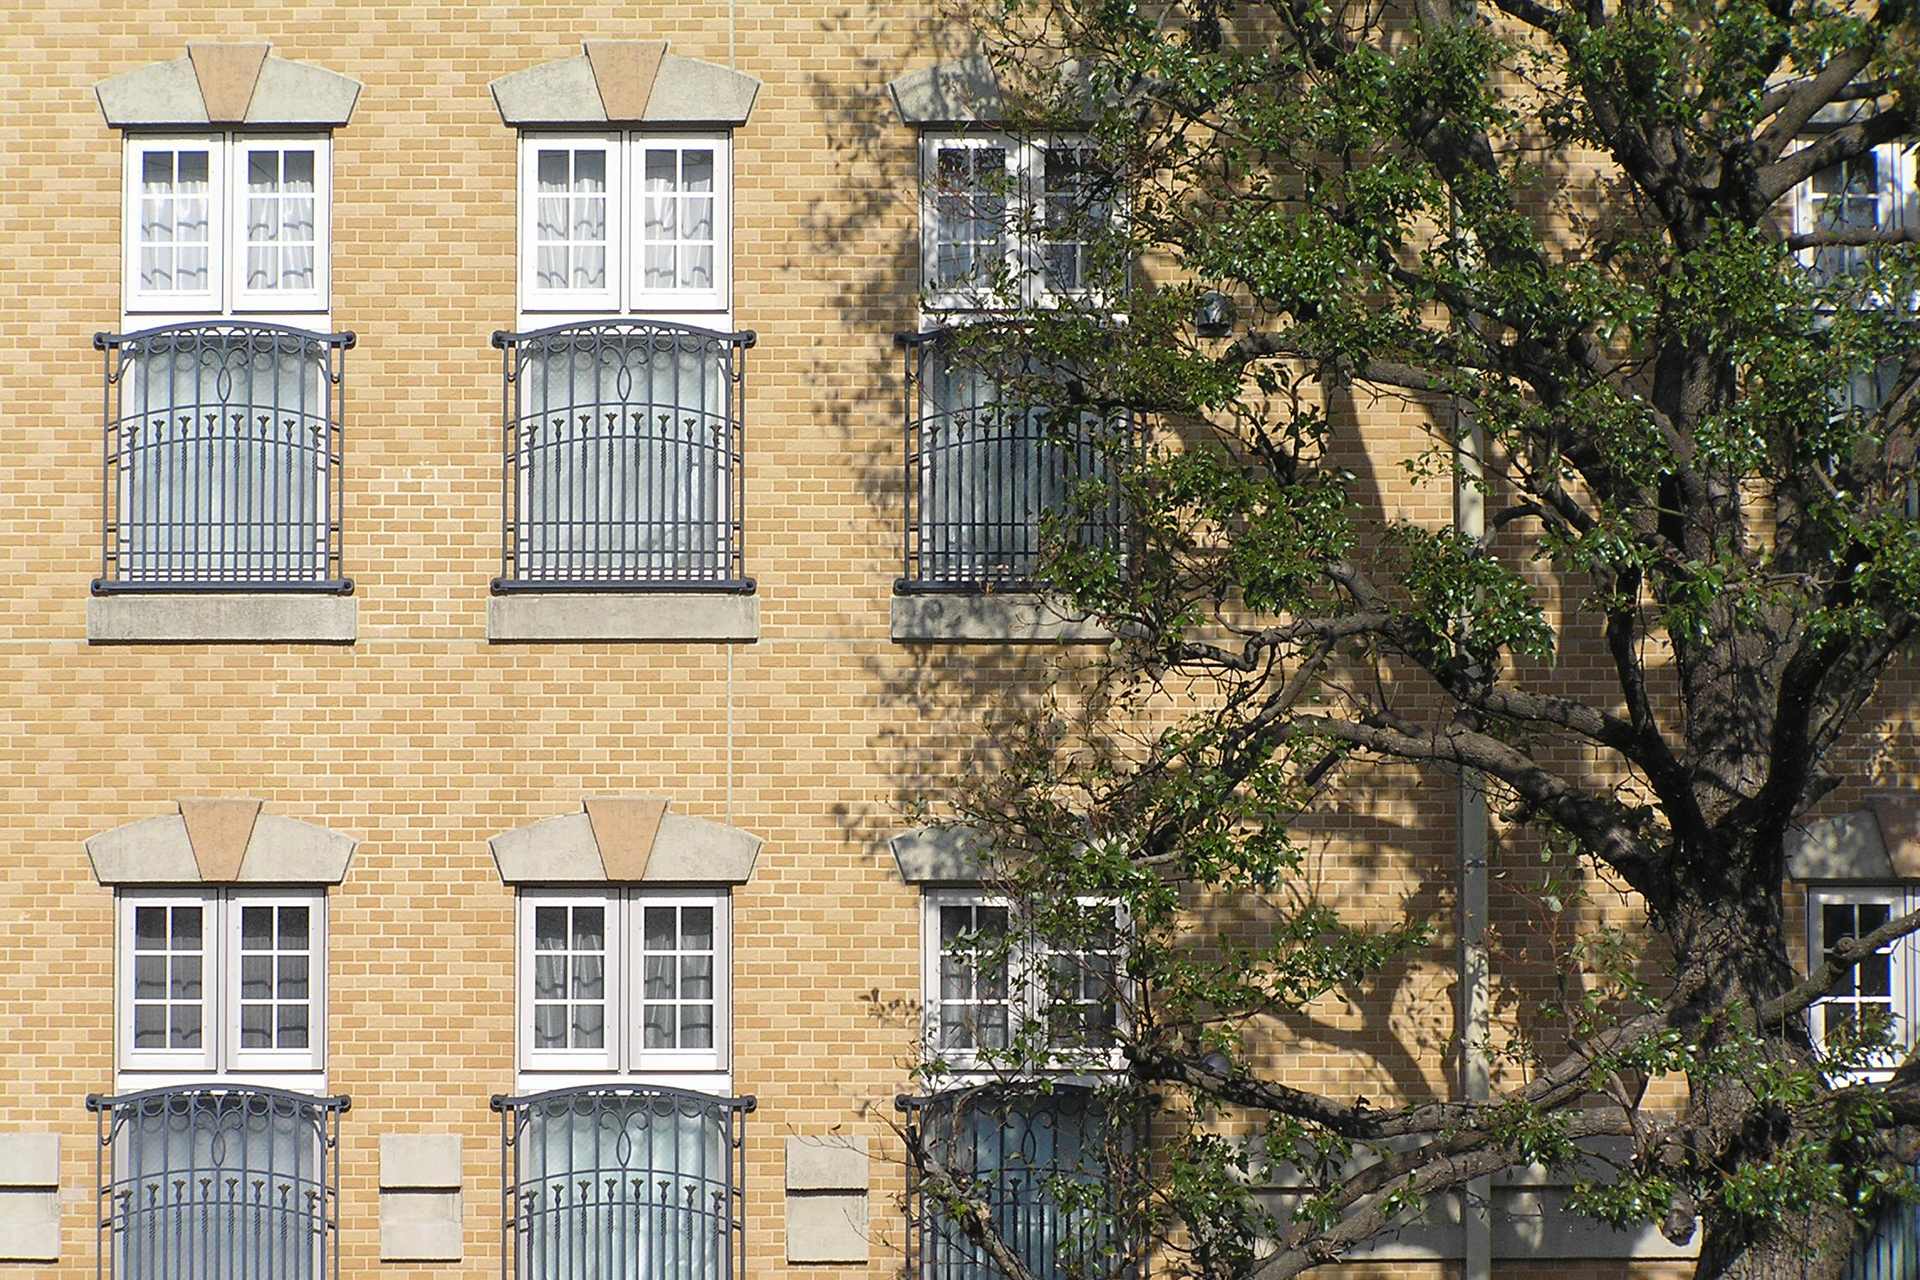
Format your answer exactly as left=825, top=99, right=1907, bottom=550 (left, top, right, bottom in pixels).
left=489, top=592, right=759, bottom=642
left=890, top=594, right=1110, bottom=644
left=88, top=593, right=357, bottom=644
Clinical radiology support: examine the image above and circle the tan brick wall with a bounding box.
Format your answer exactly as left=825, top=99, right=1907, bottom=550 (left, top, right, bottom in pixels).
left=0, top=5, right=1729, bottom=1279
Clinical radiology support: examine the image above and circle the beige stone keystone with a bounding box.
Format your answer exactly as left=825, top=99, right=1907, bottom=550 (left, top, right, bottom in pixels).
left=586, top=40, right=665, bottom=122
left=187, top=43, right=269, bottom=122
left=180, top=799, right=262, bottom=883
left=585, top=797, right=670, bottom=881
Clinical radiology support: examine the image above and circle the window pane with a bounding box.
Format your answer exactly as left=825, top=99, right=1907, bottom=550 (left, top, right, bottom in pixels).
left=278, top=1003, right=309, bottom=1049
left=534, top=905, right=567, bottom=950
left=241, top=954, right=273, bottom=1002
left=133, top=1004, right=165, bottom=1049
left=135, top=906, right=167, bottom=951
left=242, top=906, right=273, bottom=952
left=533, top=953, right=566, bottom=1002
left=644, top=954, right=674, bottom=1002
left=681, top=954, right=713, bottom=1000
left=172, top=906, right=202, bottom=949
left=679, top=1004, right=714, bottom=1048
left=572, top=1002, right=605, bottom=1049
left=278, top=907, right=310, bottom=950
left=533, top=1003, right=566, bottom=1049
left=278, top=954, right=309, bottom=1001
left=134, top=955, right=166, bottom=1001
left=645, top=906, right=676, bottom=951
left=170, top=1004, right=202, bottom=1049
left=571, top=954, right=604, bottom=1001
left=240, top=1002, right=272, bottom=1049
left=572, top=906, right=605, bottom=952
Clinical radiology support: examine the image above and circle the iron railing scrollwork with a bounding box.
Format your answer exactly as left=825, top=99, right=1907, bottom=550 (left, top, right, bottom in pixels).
left=492, top=1083, right=756, bottom=1280
left=493, top=320, right=756, bottom=592
left=896, top=330, right=1126, bottom=594
left=87, top=1085, right=349, bottom=1280
left=898, top=1083, right=1141, bottom=1280
left=94, top=322, right=354, bottom=594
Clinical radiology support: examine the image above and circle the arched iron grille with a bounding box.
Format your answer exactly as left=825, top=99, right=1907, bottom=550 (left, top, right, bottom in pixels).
left=86, top=1085, right=348, bottom=1280
left=1846, top=1166, right=1920, bottom=1280
left=492, top=1084, right=756, bottom=1280
left=898, top=1084, right=1139, bottom=1280
left=896, top=330, right=1125, bottom=593
left=94, top=323, right=353, bottom=593
left=493, top=321, right=755, bottom=591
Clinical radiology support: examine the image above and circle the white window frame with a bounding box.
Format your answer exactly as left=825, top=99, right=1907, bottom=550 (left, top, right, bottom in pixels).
left=516, top=887, right=732, bottom=1079
left=1808, top=885, right=1920, bottom=1078
left=116, top=889, right=327, bottom=1079
left=921, top=888, right=1127, bottom=1074
left=124, top=134, right=332, bottom=316
left=921, top=132, right=1113, bottom=312
left=519, top=132, right=732, bottom=317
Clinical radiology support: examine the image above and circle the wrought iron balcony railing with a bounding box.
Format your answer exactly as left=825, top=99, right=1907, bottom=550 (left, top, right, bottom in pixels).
left=492, top=1083, right=756, bottom=1280
left=94, top=322, right=353, bottom=594
left=492, top=320, right=755, bottom=592
left=898, top=1083, right=1139, bottom=1280
left=897, top=330, right=1126, bottom=594
left=86, top=1085, right=349, bottom=1280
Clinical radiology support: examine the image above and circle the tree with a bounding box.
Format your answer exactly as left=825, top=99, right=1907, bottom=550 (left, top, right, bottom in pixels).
left=906, top=1, right=1920, bottom=1278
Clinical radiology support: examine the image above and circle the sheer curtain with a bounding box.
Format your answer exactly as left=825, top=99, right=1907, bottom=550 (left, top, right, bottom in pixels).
left=115, top=1093, right=323, bottom=1280
left=118, top=330, right=328, bottom=584
left=516, top=329, right=729, bottom=583
left=518, top=1092, right=730, bottom=1280
left=919, top=1087, right=1116, bottom=1280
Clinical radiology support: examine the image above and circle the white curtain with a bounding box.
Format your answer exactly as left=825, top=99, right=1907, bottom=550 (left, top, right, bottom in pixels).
left=517, top=1093, right=730, bottom=1280
left=516, top=333, right=729, bottom=582
left=118, top=332, right=327, bottom=584
left=114, top=1094, right=322, bottom=1280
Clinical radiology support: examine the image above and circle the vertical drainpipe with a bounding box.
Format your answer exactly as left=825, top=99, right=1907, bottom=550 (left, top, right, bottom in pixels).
left=1457, top=404, right=1494, bottom=1280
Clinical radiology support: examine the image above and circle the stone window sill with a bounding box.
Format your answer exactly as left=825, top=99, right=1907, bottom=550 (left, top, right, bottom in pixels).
left=890, top=593, right=1109, bottom=644
left=88, top=593, right=357, bottom=644
left=488, top=592, right=759, bottom=642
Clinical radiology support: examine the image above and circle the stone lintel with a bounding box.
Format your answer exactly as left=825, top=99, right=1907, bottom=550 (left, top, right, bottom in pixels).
left=491, top=807, right=761, bottom=884
left=888, top=56, right=1005, bottom=125
left=1785, top=809, right=1896, bottom=881
left=86, top=806, right=353, bottom=886
left=890, top=825, right=988, bottom=885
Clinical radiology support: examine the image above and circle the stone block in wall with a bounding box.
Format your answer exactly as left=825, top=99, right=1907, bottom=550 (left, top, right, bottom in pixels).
left=786, top=1135, right=869, bottom=1264
left=0, top=1133, right=59, bottom=1261
left=380, top=1134, right=462, bottom=1262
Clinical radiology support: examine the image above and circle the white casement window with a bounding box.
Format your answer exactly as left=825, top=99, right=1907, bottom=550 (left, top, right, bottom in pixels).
left=1809, top=886, right=1920, bottom=1075
left=922, top=134, right=1113, bottom=310
left=1791, top=141, right=1915, bottom=286
left=921, top=889, right=1126, bottom=1071
left=125, top=135, right=331, bottom=315
left=117, top=890, right=325, bottom=1077
left=520, top=134, right=731, bottom=316
left=518, top=888, right=731, bottom=1076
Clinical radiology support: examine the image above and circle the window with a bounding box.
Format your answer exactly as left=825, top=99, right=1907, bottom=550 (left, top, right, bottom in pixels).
left=922, top=134, right=1114, bottom=309
left=102, top=134, right=348, bottom=597
left=125, top=135, right=331, bottom=315
left=900, top=1084, right=1134, bottom=1280
left=116, top=890, right=325, bottom=1078
left=493, top=1085, right=751, bottom=1280
left=900, top=334, right=1123, bottom=591
left=1810, top=887, right=1918, bottom=1075
left=520, top=133, right=730, bottom=315
left=517, top=889, right=730, bottom=1077
left=922, top=889, right=1124, bottom=1071
left=89, top=1086, right=346, bottom=1280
